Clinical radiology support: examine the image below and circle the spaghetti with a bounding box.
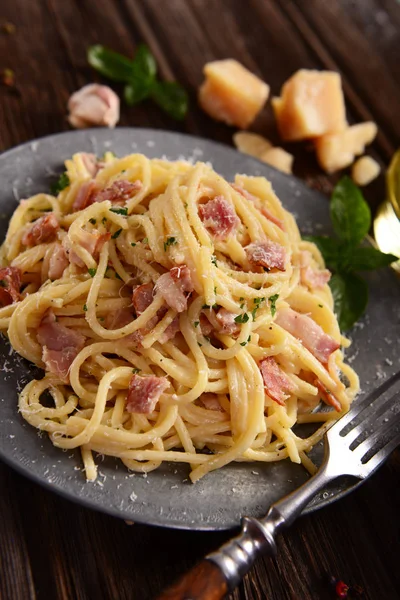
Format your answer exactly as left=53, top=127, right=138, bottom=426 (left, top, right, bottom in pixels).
left=0, top=151, right=359, bottom=482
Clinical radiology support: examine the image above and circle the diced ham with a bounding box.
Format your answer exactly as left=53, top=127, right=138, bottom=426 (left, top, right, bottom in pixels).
left=232, top=184, right=284, bottom=230
left=48, top=243, right=69, bottom=280
left=299, top=251, right=331, bottom=290
left=126, top=374, right=170, bottom=414
left=92, top=180, right=142, bottom=205
left=245, top=241, right=286, bottom=271
left=155, top=265, right=194, bottom=313
left=66, top=229, right=111, bottom=267
left=314, top=378, right=342, bottom=412
left=275, top=307, right=340, bottom=363
left=200, top=393, right=224, bottom=412
left=67, top=84, right=120, bottom=129
left=72, top=181, right=98, bottom=212
left=198, top=196, right=239, bottom=240
left=22, top=214, right=59, bottom=247
left=0, top=266, right=21, bottom=306
left=37, top=311, right=85, bottom=381
left=259, top=357, right=294, bottom=406
left=216, top=308, right=240, bottom=335
left=158, top=316, right=180, bottom=344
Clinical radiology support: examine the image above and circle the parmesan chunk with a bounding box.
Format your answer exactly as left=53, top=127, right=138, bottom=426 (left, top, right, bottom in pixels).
left=315, top=122, right=377, bottom=174
left=260, top=147, right=294, bottom=174
left=233, top=131, right=272, bottom=157
left=272, top=70, right=347, bottom=141
left=199, top=60, right=270, bottom=129
left=351, top=156, right=381, bottom=186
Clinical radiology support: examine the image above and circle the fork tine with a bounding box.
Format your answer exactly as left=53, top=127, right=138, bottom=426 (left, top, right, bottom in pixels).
left=361, top=430, right=400, bottom=475
left=333, top=371, right=400, bottom=435
left=342, top=390, right=399, bottom=447
left=352, top=414, right=400, bottom=462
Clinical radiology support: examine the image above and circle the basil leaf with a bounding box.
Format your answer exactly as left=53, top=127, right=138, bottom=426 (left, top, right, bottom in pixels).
left=349, top=246, right=398, bottom=271
left=330, top=177, right=371, bottom=247
left=303, top=235, right=343, bottom=270
left=133, top=44, right=157, bottom=80
left=124, top=80, right=152, bottom=106
left=87, top=45, right=135, bottom=82
left=329, top=272, right=368, bottom=331
left=151, top=81, right=188, bottom=120
left=50, top=173, right=70, bottom=195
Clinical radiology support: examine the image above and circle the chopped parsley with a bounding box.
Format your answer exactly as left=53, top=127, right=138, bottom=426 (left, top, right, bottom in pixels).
left=318, top=303, right=323, bottom=308
left=202, top=304, right=218, bottom=310
left=269, top=294, right=279, bottom=317
left=142, top=237, right=148, bottom=244
left=131, top=242, right=136, bottom=247
left=115, top=272, right=123, bottom=281
left=164, top=236, right=178, bottom=251
left=234, top=313, right=249, bottom=324
left=194, top=321, right=200, bottom=328
left=89, top=218, right=97, bottom=225
left=88, top=268, right=97, bottom=277
left=50, top=172, right=70, bottom=195
left=83, top=304, right=88, bottom=311
left=102, top=217, right=107, bottom=224
left=112, top=228, right=122, bottom=239
left=211, top=255, right=217, bottom=266
left=240, top=335, right=251, bottom=347
left=198, top=342, right=202, bottom=347
left=110, top=207, right=128, bottom=215
left=132, top=368, right=141, bottom=374
left=239, top=297, right=244, bottom=302
left=99, top=317, right=105, bottom=322
left=0, top=279, right=6, bottom=288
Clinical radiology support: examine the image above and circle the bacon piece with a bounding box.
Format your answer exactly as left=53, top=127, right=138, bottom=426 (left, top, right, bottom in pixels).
left=72, top=181, right=98, bottom=212
left=259, top=357, right=294, bottom=406
left=37, top=311, right=85, bottom=381
left=216, top=308, right=240, bottom=335
left=299, top=251, right=331, bottom=290
left=48, top=243, right=69, bottom=280
left=67, top=229, right=111, bottom=267
left=22, top=213, right=59, bottom=247
left=314, top=378, right=342, bottom=412
left=92, top=180, right=142, bottom=206
left=0, top=266, right=21, bottom=306
left=132, top=282, right=154, bottom=315
left=232, top=184, right=284, bottom=230
left=155, top=265, right=194, bottom=313
left=199, top=313, right=214, bottom=336
left=126, top=374, right=170, bottom=414
left=245, top=241, right=286, bottom=271
left=275, top=307, right=340, bottom=363
left=200, top=393, right=224, bottom=412
left=198, top=196, right=239, bottom=240
left=158, top=316, right=180, bottom=344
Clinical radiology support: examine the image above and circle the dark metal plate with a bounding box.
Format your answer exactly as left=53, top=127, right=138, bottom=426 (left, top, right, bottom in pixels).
left=0, top=128, right=399, bottom=530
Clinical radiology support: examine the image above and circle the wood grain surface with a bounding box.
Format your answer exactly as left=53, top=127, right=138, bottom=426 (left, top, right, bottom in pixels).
left=0, top=1, right=399, bottom=599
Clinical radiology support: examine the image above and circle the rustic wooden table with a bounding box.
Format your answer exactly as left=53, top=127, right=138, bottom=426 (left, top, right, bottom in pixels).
left=0, top=1, right=399, bottom=599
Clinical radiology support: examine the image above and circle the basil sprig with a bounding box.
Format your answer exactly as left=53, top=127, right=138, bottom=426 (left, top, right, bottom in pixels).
left=305, top=177, right=397, bottom=331
left=87, top=44, right=188, bottom=120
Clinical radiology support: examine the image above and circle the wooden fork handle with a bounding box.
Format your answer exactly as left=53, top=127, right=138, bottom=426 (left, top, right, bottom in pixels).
left=156, top=559, right=228, bottom=600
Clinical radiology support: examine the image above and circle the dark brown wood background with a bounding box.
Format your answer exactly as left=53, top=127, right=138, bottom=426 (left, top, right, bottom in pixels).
left=0, top=1, right=399, bottom=599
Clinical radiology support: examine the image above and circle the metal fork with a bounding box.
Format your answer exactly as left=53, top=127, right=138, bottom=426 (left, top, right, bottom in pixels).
left=157, top=371, right=400, bottom=600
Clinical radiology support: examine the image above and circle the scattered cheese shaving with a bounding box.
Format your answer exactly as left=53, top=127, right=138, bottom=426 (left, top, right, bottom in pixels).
left=351, top=155, right=381, bottom=186
left=315, top=122, right=377, bottom=173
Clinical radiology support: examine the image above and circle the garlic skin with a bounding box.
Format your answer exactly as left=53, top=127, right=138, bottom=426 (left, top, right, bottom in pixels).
left=67, top=84, right=120, bottom=128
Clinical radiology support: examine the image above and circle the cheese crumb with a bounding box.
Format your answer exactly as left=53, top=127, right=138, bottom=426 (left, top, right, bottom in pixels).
left=315, top=122, right=377, bottom=173
left=351, top=156, right=381, bottom=186
left=233, top=131, right=272, bottom=157
left=260, top=147, right=294, bottom=174
left=199, top=60, right=270, bottom=129
left=272, top=70, right=347, bottom=141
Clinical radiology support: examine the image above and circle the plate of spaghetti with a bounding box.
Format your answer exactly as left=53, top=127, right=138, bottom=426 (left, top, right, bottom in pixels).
left=0, top=129, right=398, bottom=530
